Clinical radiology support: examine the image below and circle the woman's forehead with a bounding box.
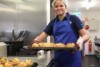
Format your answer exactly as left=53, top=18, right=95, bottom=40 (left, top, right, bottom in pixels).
left=54, top=0, right=65, bottom=5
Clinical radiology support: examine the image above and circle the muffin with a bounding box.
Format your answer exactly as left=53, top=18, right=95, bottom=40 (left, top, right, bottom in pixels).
left=66, top=43, right=75, bottom=48
left=17, top=62, right=27, bottom=67
left=25, top=59, right=33, bottom=67
left=55, top=43, right=65, bottom=47
left=32, top=43, right=39, bottom=47
left=12, top=58, right=20, bottom=66
left=4, top=62, right=13, bottom=67
left=0, top=64, right=3, bottom=67
left=0, top=57, right=8, bottom=64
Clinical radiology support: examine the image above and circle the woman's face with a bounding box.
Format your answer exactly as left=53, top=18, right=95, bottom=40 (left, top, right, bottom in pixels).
left=53, top=1, right=67, bottom=16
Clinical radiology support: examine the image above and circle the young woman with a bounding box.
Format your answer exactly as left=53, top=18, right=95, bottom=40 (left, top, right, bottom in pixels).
left=33, top=0, right=89, bottom=67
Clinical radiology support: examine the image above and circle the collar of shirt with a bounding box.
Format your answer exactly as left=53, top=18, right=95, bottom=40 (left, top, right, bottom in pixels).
left=56, top=12, right=70, bottom=22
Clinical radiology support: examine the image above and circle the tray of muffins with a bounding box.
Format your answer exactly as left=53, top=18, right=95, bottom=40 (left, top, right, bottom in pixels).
left=31, top=42, right=79, bottom=51
left=0, top=57, right=38, bottom=67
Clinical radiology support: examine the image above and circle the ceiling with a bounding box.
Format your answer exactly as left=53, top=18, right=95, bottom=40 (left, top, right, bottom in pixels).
left=51, top=0, right=100, bottom=12
left=68, top=0, right=100, bottom=11
left=0, top=0, right=100, bottom=13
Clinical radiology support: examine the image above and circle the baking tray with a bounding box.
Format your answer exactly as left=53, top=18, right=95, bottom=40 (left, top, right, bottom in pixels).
left=32, top=62, right=38, bottom=67
left=32, top=47, right=78, bottom=51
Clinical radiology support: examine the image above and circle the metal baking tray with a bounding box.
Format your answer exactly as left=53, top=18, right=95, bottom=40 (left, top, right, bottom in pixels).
left=32, top=62, right=38, bottom=67
left=32, top=47, right=78, bottom=51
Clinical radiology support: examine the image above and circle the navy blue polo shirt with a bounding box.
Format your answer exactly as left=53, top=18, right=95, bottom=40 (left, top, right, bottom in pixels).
left=44, top=13, right=83, bottom=37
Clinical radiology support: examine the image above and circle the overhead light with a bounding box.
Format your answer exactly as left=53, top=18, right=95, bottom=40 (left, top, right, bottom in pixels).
left=82, top=0, right=95, bottom=10
left=86, top=0, right=92, bottom=9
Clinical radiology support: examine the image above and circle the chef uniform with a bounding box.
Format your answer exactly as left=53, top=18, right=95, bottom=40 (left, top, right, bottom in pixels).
left=44, top=13, right=83, bottom=67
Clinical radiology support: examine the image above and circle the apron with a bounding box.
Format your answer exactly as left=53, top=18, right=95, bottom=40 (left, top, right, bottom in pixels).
left=52, top=16, right=82, bottom=67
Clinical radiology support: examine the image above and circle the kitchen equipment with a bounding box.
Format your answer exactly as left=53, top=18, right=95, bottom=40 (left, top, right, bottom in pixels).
left=37, top=50, right=45, bottom=60
left=0, top=42, right=7, bottom=57
left=16, top=31, right=29, bottom=41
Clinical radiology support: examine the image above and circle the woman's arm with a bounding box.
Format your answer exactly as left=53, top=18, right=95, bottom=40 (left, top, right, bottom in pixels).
left=76, top=28, right=90, bottom=50
left=79, top=29, right=90, bottom=42
left=34, top=32, right=48, bottom=42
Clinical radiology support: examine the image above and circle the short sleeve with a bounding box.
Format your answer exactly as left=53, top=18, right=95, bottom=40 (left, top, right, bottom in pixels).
left=44, top=20, right=54, bottom=35
left=71, top=15, right=84, bottom=31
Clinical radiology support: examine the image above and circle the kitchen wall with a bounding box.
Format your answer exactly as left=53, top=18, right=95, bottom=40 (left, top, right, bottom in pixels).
left=70, top=10, right=100, bottom=55
left=79, top=10, right=100, bottom=55
left=0, top=0, right=47, bottom=45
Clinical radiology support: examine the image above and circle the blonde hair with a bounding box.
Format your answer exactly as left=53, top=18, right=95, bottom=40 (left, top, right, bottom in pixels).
left=51, top=0, right=68, bottom=8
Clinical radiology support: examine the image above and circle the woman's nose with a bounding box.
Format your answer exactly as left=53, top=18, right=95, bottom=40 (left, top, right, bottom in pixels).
left=57, top=6, right=61, bottom=9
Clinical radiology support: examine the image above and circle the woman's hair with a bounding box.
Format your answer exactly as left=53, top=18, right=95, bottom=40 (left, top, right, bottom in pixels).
left=51, top=0, right=68, bottom=8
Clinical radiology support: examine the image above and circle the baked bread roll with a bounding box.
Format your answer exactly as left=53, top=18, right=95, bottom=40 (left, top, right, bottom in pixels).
left=7, top=60, right=12, bottom=65
left=40, top=43, right=55, bottom=47
left=25, top=59, right=33, bottom=66
left=50, top=43, right=56, bottom=47
left=66, top=43, right=75, bottom=48
left=41, top=43, right=50, bottom=47
left=18, top=62, right=27, bottom=67
left=0, top=64, right=3, bottom=67
left=4, top=62, right=13, bottom=67
left=0, top=57, right=8, bottom=64
left=12, top=58, right=20, bottom=66
left=38, top=43, right=44, bottom=47
left=32, top=43, right=39, bottom=47
left=55, top=43, right=65, bottom=47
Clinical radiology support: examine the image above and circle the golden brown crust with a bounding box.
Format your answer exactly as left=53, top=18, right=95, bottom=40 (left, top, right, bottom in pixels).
left=32, top=43, right=39, bottom=47
left=0, top=57, right=33, bottom=67
left=32, top=42, right=75, bottom=48
left=65, top=43, right=75, bottom=48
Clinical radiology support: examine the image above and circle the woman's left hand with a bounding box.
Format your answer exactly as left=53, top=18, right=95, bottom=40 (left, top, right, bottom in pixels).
left=76, top=37, right=84, bottom=50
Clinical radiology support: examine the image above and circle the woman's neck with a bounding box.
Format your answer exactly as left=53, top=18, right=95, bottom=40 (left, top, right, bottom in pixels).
left=58, top=13, right=66, bottom=21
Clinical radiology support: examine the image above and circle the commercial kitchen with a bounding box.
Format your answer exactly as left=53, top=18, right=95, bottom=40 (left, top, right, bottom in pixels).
left=0, top=0, right=100, bottom=67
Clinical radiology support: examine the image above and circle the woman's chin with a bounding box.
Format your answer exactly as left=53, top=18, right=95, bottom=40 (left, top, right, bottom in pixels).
left=56, top=13, right=64, bottom=15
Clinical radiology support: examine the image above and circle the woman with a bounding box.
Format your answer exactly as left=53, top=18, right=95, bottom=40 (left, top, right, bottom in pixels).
left=33, top=0, right=89, bottom=67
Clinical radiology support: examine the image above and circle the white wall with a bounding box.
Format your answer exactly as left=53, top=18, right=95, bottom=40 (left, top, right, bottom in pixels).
left=79, top=11, right=100, bottom=55
left=70, top=10, right=100, bottom=55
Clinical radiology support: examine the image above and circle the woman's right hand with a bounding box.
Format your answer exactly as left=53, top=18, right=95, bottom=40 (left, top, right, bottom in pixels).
left=29, top=40, right=40, bottom=48
left=32, top=40, right=40, bottom=44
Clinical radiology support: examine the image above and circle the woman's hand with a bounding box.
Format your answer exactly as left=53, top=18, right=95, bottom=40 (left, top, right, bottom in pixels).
left=32, top=40, right=40, bottom=44
left=76, top=37, right=84, bottom=50
left=30, top=39, right=40, bottom=48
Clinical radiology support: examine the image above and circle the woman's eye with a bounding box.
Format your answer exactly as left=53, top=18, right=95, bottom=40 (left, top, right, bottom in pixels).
left=60, top=5, right=63, bottom=7
left=55, top=6, right=58, bottom=8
